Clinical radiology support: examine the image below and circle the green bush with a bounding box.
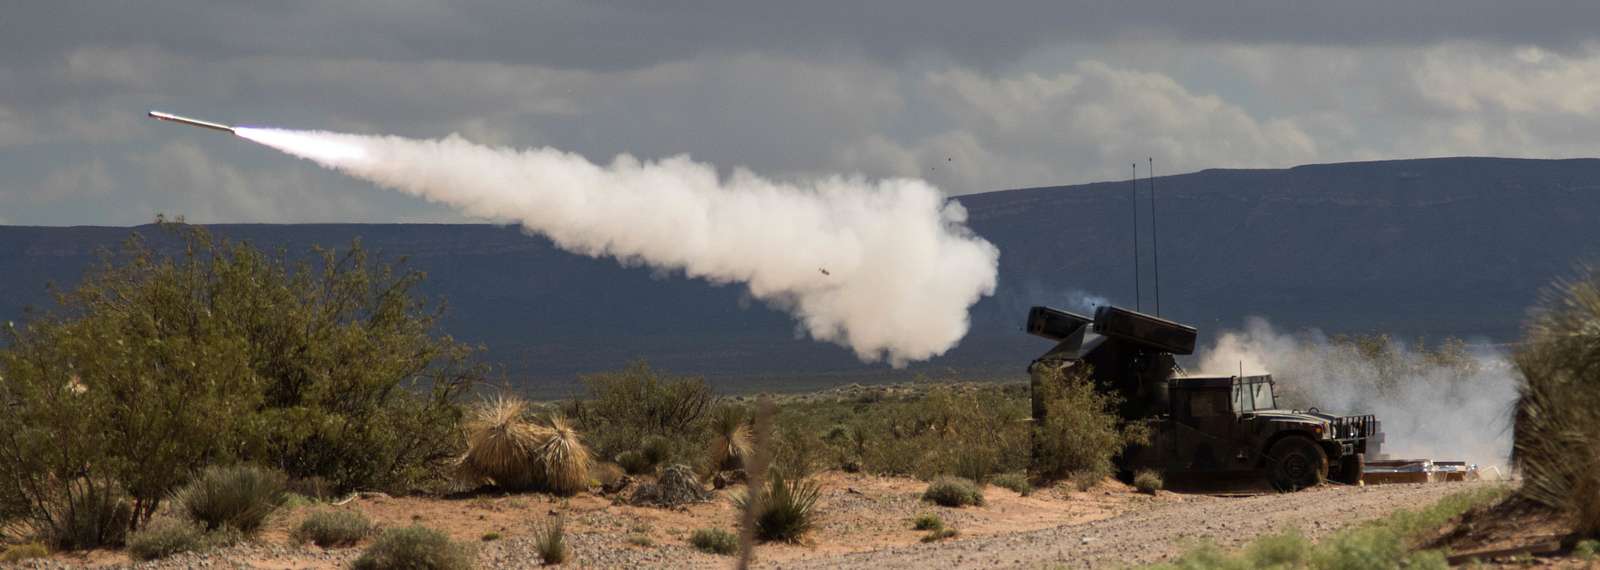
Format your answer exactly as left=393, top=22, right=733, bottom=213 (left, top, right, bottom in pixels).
left=534, top=516, right=568, bottom=565
left=1514, top=267, right=1600, bottom=536
left=1029, top=366, right=1148, bottom=482
left=564, top=361, right=713, bottom=466
left=293, top=509, right=373, bottom=547
left=922, top=477, right=984, bottom=508
left=127, top=519, right=206, bottom=561
left=1134, top=470, right=1164, bottom=494
left=911, top=513, right=943, bottom=531
left=1575, top=539, right=1600, bottom=560
left=734, top=470, right=822, bottom=543
left=689, top=528, right=739, bottom=555
left=353, top=526, right=474, bottom=570
left=0, top=225, right=478, bottom=540
left=480, top=532, right=501, bottom=542
left=992, top=472, right=1033, bottom=496
left=0, top=543, right=48, bottom=563
left=174, top=465, right=288, bottom=535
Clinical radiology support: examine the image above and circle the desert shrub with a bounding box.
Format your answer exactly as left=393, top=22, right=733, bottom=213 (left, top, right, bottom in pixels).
left=592, top=462, right=625, bottom=485
left=1030, top=365, right=1148, bottom=482
left=174, top=465, right=287, bottom=535
left=534, top=516, right=568, bottom=565
left=615, top=451, right=654, bottom=476
left=689, top=528, right=739, bottom=555
left=992, top=472, right=1033, bottom=496
left=293, top=509, right=373, bottom=547
left=353, top=525, right=474, bottom=570
left=922, top=477, right=984, bottom=508
left=640, top=435, right=675, bottom=468
left=0, top=543, right=48, bottom=563
left=0, top=225, right=477, bottom=537
left=1575, top=539, right=1600, bottom=560
left=20, top=478, right=134, bottom=551
left=921, top=527, right=959, bottom=543
left=784, top=383, right=1030, bottom=481
left=772, top=424, right=828, bottom=479
left=707, top=405, right=753, bottom=472
left=1070, top=471, right=1103, bottom=492
left=626, top=533, right=654, bottom=547
left=565, top=361, right=713, bottom=464
left=481, top=532, right=501, bottom=542
left=911, top=513, right=943, bottom=531
left=1134, top=470, right=1164, bottom=494
left=127, top=519, right=206, bottom=561
left=1514, top=267, right=1600, bottom=536
left=733, top=469, right=821, bottom=543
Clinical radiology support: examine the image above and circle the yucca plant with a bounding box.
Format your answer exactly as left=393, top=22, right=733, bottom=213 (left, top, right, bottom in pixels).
left=1514, top=266, right=1600, bottom=536
left=733, top=469, right=821, bottom=543
left=535, top=415, right=592, bottom=496
left=172, top=465, right=287, bottom=535
left=458, top=396, right=551, bottom=491
left=707, top=405, right=753, bottom=472
left=534, top=516, right=568, bottom=565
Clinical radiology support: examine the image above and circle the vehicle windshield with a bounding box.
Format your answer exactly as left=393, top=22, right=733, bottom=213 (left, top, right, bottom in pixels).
left=1231, top=378, right=1278, bottom=412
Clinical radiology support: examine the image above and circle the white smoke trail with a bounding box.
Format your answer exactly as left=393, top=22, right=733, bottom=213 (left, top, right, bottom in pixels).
left=234, top=128, right=1000, bottom=365
left=1197, top=317, right=1517, bottom=470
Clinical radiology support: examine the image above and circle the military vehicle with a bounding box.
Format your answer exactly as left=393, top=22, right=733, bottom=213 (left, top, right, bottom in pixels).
left=1026, top=304, right=1383, bottom=490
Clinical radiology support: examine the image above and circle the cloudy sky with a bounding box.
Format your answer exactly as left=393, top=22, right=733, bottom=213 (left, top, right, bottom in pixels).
left=4, top=1, right=1600, bottom=225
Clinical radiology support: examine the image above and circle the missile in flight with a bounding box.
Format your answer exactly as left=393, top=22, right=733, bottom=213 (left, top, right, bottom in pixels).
left=147, top=110, right=235, bottom=134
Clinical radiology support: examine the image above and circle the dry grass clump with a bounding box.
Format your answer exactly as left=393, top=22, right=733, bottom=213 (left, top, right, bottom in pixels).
left=536, top=415, right=591, bottom=496
left=534, top=516, right=568, bottom=565
left=1514, top=267, right=1600, bottom=536
left=992, top=472, right=1033, bottom=496
left=0, top=542, right=48, bottom=563
left=458, top=396, right=592, bottom=495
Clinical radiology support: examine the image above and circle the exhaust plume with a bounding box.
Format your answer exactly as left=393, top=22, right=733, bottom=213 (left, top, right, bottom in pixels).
left=234, top=128, right=1000, bottom=365
left=1197, top=317, right=1516, bottom=470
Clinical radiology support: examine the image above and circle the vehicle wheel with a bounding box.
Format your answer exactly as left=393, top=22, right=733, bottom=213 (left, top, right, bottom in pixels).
left=1267, top=436, right=1328, bottom=491
left=1338, top=453, right=1365, bottom=485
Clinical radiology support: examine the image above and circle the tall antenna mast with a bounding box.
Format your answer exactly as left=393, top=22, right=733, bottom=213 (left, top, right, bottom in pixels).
left=1149, top=157, right=1161, bottom=316
left=1131, top=162, right=1141, bottom=312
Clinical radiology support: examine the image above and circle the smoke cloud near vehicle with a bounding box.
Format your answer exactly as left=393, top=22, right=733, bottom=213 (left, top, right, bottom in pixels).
left=233, top=127, right=1000, bottom=365
left=1197, top=317, right=1517, bottom=472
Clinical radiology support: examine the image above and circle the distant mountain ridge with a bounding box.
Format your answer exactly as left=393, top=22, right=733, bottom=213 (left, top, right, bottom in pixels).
left=2, top=157, right=1597, bottom=396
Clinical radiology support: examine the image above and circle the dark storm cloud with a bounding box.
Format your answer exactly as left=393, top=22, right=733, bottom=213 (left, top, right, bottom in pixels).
left=6, top=1, right=1600, bottom=72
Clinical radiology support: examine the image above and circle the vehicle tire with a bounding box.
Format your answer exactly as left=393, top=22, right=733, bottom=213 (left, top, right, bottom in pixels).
left=1267, top=436, right=1328, bottom=492
left=1337, top=453, right=1365, bottom=486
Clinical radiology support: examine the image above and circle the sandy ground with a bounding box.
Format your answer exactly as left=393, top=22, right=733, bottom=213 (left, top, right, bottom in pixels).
left=15, top=475, right=1490, bottom=569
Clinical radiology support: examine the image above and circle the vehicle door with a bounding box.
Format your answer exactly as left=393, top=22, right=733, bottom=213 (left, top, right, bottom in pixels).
left=1172, top=386, right=1237, bottom=472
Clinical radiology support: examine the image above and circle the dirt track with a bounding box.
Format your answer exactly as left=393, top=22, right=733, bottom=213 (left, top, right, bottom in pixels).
left=769, top=481, right=1493, bottom=569
left=27, top=478, right=1491, bottom=569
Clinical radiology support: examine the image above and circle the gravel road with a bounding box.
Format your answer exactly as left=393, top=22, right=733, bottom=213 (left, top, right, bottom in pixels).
left=765, top=482, right=1492, bottom=570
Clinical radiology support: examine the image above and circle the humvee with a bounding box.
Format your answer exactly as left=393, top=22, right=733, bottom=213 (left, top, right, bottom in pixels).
left=1026, top=304, right=1382, bottom=490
